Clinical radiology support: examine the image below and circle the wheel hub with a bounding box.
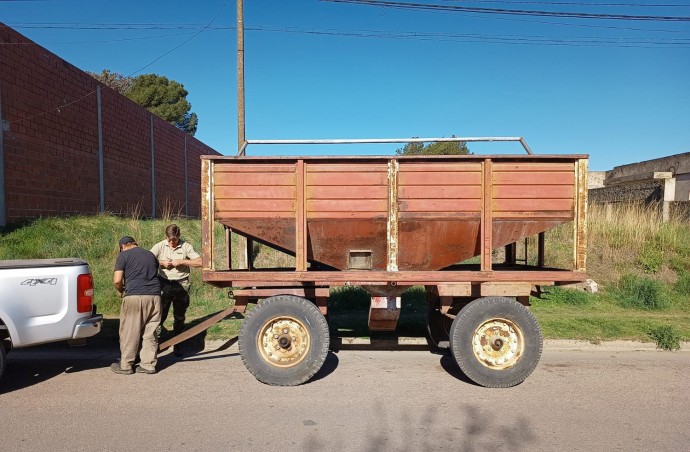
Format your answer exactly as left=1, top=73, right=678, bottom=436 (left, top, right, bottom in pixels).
left=258, top=317, right=310, bottom=368
left=472, top=318, right=524, bottom=370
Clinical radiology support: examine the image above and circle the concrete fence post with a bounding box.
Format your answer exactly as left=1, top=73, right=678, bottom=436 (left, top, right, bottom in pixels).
left=97, top=86, right=104, bottom=213
left=150, top=115, right=156, bottom=219
left=663, top=178, right=676, bottom=222
left=184, top=135, right=188, bottom=217
left=0, top=87, right=5, bottom=227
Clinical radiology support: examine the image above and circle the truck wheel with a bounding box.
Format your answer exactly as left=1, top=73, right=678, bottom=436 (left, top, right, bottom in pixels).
left=239, top=295, right=330, bottom=386
left=0, top=344, right=5, bottom=380
left=449, top=297, right=542, bottom=388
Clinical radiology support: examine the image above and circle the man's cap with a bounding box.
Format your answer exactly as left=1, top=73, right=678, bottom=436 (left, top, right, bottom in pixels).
left=118, top=236, right=136, bottom=247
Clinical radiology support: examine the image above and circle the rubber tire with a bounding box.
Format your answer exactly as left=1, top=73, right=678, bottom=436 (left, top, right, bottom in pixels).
left=449, top=297, right=543, bottom=388
left=238, top=295, right=330, bottom=386
left=0, top=343, right=5, bottom=381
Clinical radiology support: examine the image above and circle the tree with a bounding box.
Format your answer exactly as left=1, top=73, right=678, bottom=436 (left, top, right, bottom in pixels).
left=88, top=69, right=133, bottom=95
left=88, top=71, right=199, bottom=135
left=396, top=135, right=470, bottom=155
left=126, top=74, right=198, bottom=136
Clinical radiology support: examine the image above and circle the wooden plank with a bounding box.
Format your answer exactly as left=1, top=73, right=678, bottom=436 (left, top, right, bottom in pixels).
left=308, top=185, right=388, bottom=200
left=307, top=163, right=388, bottom=173
left=480, top=282, right=532, bottom=297
left=202, top=269, right=588, bottom=285
left=493, top=172, right=574, bottom=185
left=493, top=198, right=574, bottom=212
left=159, top=306, right=236, bottom=351
left=398, top=199, right=481, bottom=212
left=296, top=160, right=307, bottom=272
left=214, top=172, right=295, bottom=186
left=492, top=211, right=573, bottom=219
left=214, top=185, right=295, bottom=199
left=399, top=171, right=481, bottom=186
left=214, top=163, right=296, bottom=173
left=215, top=199, right=295, bottom=212
left=437, top=283, right=472, bottom=297
left=398, top=211, right=481, bottom=220
left=493, top=184, right=574, bottom=199
left=307, top=211, right=387, bottom=219
left=201, top=159, right=213, bottom=271
left=216, top=211, right=294, bottom=219
left=481, top=159, right=493, bottom=271
left=575, top=158, right=588, bottom=272
left=399, top=162, right=482, bottom=172
left=492, top=162, right=574, bottom=172
left=306, top=199, right=388, bottom=213
left=398, top=185, right=481, bottom=199
left=307, top=172, right=387, bottom=186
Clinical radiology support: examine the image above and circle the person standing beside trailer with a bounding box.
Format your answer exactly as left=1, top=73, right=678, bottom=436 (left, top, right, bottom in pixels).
left=111, top=236, right=162, bottom=375
left=150, top=224, right=202, bottom=356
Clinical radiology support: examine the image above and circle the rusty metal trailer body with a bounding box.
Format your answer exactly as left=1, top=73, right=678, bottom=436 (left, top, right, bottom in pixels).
left=200, top=151, right=588, bottom=387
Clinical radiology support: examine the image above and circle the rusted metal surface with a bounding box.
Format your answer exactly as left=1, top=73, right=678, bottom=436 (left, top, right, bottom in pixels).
left=200, top=158, right=214, bottom=271
left=368, top=296, right=401, bottom=332
left=201, top=153, right=588, bottom=291
left=472, top=318, right=524, bottom=370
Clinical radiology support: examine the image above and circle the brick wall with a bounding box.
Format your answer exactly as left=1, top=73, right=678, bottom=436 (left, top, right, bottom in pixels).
left=0, top=23, right=221, bottom=225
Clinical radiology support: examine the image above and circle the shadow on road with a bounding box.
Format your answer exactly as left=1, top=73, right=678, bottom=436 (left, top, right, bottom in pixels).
left=1, top=354, right=107, bottom=395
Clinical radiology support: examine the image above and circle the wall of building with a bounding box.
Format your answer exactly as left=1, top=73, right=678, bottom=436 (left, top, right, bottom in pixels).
left=0, top=23, right=221, bottom=225
left=588, top=180, right=664, bottom=205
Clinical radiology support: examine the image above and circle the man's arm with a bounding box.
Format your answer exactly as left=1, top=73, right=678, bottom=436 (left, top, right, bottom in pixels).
left=113, top=270, right=125, bottom=297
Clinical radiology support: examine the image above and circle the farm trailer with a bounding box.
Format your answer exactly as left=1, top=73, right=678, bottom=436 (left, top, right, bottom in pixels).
left=194, top=144, right=588, bottom=387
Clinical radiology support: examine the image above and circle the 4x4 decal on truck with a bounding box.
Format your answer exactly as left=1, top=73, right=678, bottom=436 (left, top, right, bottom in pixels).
left=21, top=278, right=57, bottom=286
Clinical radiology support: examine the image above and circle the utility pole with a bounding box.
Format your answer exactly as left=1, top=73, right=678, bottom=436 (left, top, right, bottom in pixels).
left=237, top=0, right=246, bottom=156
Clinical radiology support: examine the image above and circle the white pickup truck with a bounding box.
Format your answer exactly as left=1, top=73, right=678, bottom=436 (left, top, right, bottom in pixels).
left=0, top=258, right=103, bottom=379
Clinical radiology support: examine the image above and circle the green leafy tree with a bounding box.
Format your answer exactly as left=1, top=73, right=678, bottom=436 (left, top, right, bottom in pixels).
left=88, top=69, right=133, bottom=95
left=125, top=74, right=198, bottom=136
left=396, top=135, right=470, bottom=155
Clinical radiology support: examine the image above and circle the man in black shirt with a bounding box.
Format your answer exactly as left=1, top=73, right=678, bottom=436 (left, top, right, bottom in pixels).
left=111, top=236, right=161, bottom=375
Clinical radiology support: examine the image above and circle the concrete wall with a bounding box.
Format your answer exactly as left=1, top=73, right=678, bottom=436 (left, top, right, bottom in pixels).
left=604, top=152, right=690, bottom=201
left=589, top=180, right=664, bottom=205
left=0, top=23, right=221, bottom=225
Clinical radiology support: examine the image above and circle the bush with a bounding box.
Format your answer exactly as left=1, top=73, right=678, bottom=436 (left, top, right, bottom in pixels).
left=539, top=287, right=592, bottom=306
left=638, top=244, right=663, bottom=274
left=648, top=324, right=682, bottom=351
left=675, top=272, right=690, bottom=296
left=617, top=274, right=668, bottom=310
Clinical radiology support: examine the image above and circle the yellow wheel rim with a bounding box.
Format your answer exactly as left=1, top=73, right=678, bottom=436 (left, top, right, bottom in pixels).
left=257, top=316, right=311, bottom=368
left=471, top=318, right=524, bottom=370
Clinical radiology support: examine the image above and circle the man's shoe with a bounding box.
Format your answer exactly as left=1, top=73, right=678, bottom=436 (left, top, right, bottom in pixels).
left=173, top=346, right=183, bottom=357
left=110, top=362, right=133, bottom=375
left=135, top=365, right=156, bottom=374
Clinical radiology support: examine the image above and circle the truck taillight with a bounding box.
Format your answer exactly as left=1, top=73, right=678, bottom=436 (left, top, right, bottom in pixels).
left=77, top=273, right=94, bottom=313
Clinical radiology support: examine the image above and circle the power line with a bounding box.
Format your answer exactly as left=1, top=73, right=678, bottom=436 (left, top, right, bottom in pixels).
left=440, top=0, right=690, bottom=6
left=322, top=0, right=690, bottom=21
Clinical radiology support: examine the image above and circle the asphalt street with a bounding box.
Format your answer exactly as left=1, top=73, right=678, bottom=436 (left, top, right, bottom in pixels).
left=1, top=339, right=688, bottom=452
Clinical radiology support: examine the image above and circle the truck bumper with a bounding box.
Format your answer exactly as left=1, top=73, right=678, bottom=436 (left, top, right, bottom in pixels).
left=72, top=314, right=103, bottom=339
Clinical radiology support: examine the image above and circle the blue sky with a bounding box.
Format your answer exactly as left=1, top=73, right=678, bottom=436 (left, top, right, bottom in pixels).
left=1, top=0, right=689, bottom=170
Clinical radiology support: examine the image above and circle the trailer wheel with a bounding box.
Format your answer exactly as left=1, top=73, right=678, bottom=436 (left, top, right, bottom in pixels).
left=449, top=297, right=542, bottom=388
left=0, top=343, right=5, bottom=381
left=239, top=295, right=330, bottom=386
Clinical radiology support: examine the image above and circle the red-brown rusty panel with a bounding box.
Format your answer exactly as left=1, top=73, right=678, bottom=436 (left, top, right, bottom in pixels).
left=306, top=219, right=388, bottom=270
left=219, top=218, right=297, bottom=254
left=397, top=219, right=481, bottom=270
left=215, top=199, right=296, bottom=213
left=398, top=171, right=482, bottom=186
left=307, top=199, right=388, bottom=214
left=493, top=185, right=573, bottom=199
left=399, top=199, right=481, bottom=213
left=493, top=171, right=574, bottom=185
left=492, top=162, right=573, bottom=172
left=398, top=185, right=482, bottom=199
left=399, top=162, right=481, bottom=172
left=493, top=198, right=574, bottom=212
left=306, top=163, right=388, bottom=173
left=214, top=172, right=295, bottom=187
left=214, top=163, right=296, bottom=173
left=309, top=185, right=388, bottom=199
left=492, top=219, right=569, bottom=249
left=306, top=172, right=387, bottom=186
left=214, top=185, right=296, bottom=199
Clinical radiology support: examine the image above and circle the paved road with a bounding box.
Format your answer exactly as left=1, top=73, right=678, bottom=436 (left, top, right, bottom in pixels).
left=1, top=340, right=688, bottom=452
